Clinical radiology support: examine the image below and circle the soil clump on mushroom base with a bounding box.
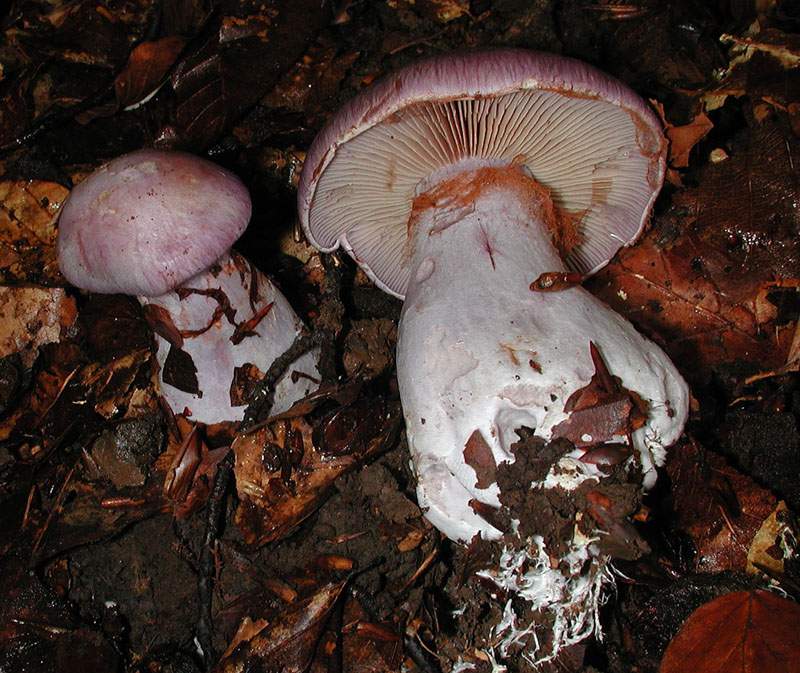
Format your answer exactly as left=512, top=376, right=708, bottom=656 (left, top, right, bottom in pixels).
left=440, top=429, right=645, bottom=673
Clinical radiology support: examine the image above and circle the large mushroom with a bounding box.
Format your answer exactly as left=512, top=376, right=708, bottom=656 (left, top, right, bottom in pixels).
left=298, top=50, right=689, bottom=663
left=58, top=149, right=319, bottom=425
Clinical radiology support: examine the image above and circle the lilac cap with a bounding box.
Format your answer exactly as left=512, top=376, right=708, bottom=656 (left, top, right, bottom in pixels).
left=297, top=49, right=666, bottom=299
left=58, top=149, right=252, bottom=296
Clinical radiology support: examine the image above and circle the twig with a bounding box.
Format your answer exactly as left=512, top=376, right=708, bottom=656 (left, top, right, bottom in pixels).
left=403, top=632, right=441, bottom=673
left=240, top=252, right=345, bottom=430
left=31, top=462, right=77, bottom=557
left=197, top=450, right=234, bottom=671
left=240, top=331, right=322, bottom=429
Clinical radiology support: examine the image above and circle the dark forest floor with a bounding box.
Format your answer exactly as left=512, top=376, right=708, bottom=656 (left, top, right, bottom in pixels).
left=1, top=1, right=799, bottom=672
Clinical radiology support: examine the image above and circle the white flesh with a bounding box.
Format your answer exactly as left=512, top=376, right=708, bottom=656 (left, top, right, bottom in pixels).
left=397, top=165, right=688, bottom=543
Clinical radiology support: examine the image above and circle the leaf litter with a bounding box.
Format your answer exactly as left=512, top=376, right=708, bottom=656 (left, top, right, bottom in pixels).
left=0, top=1, right=799, bottom=672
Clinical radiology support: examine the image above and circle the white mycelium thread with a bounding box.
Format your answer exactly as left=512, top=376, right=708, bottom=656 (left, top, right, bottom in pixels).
left=477, top=531, right=610, bottom=666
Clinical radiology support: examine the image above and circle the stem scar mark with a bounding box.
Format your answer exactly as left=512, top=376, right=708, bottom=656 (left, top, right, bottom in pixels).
left=479, top=223, right=496, bottom=270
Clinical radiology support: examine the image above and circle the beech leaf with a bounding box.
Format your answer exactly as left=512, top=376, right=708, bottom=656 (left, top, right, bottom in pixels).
left=114, top=36, right=186, bottom=109
left=590, top=120, right=800, bottom=386
left=660, top=590, right=800, bottom=673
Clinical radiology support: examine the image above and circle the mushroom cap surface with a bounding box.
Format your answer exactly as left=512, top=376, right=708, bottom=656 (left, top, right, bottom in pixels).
left=58, top=149, right=252, bottom=296
left=298, top=49, right=666, bottom=299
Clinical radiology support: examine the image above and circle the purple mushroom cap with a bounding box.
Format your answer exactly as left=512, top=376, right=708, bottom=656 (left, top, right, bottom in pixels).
left=298, top=49, right=666, bottom=298
left=58, top=149, right=252, bottom=296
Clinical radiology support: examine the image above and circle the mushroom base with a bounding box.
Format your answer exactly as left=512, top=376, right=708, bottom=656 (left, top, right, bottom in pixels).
left=141, top=252, right=320, bottom=426
left=397, top=164, right=688, bottom=664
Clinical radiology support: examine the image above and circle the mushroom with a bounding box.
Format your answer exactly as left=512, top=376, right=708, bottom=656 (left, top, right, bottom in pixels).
left=58, top=149, right=319, bottom=425
left=298, top=50, right=689, bottom=662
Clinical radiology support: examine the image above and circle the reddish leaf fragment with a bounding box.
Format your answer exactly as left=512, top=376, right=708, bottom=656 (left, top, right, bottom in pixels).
left=468, top=498, right=506, bottom=533
left=579, top=442, right=632, bottom=466
left=175, top=286, right=236, bottom=335
left=142, top=303, right=184, bottom=349
left=463, top=429, right=497, bottom=489
left=554, top=397, right=633, bottom=447
left=162, top=344, right=199, bottom=396
left=162, top=423, right=202, bottom=504
left=114, top=36, right=186, bottom=109
left=229, top=362, right=265, bottom=407
left=552, top=343, right=647, bottom=446
left=660, top=590, right=800, bottom=673
left=314, top=554, right=354, bottom=571
left=230, top=301, right=273, bottom=345
left=654, top=103, right=714, bottom=169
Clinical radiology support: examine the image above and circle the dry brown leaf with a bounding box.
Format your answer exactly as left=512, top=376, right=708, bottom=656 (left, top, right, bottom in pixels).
left=234, top=398, right=401, bottom=546
left=551, top=342, right=646, bottom=446
left=0, top=342, right=83, bottom=445
left=746, top=501, right=794, bottom=576
left=666, top=112, right=714, bottom=168
left=666, top=438, right=778, bottom=573
left=720, top=28, right=800, bottom=72
left=79, top=347, right=154, bottom=418
left=220, top=616, right=270, bottom=661
left=0, top=287, right=76, bottom=367
left=387, top=0, right=470, bottom=22
left=0, top=180, right=68, bottom=285
left=660, top=590, right=800, bottom=673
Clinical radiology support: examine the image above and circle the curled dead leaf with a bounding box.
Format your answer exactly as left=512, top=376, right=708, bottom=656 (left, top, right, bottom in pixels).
left=215, top=581, right=346, bottom=673
left=233, top=398, right=401, bottom=546
left=666, top=438, right=778, bottom=573
left=115, top=36, right=186, bottom=110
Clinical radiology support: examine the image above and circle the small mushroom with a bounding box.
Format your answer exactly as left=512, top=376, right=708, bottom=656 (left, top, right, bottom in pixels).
left=298, top=50, right=689, bottom=662
left=58, top=149, right=319, bottom=425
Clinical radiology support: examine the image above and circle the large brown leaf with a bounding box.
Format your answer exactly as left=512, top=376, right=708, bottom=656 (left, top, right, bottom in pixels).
left=590, top=119, right=800, bottom=386
left=660, top=590, right=800, bottom=673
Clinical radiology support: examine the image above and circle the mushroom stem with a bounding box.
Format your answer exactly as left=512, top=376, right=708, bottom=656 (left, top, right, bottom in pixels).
left=140, top=251, right=319, bottom=425
left=397, top=164, right=688, bottom=543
